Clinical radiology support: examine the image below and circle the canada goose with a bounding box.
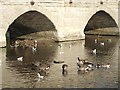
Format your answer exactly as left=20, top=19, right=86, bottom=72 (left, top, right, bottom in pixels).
left=76, top=57, right=84, bottom=67
left=95, top=64, right=101, bottom=68
left=62, top=64, right=68, bottom=71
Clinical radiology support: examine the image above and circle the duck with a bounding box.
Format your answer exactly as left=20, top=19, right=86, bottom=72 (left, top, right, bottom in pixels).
left=17, top=57, right=23, bottom=62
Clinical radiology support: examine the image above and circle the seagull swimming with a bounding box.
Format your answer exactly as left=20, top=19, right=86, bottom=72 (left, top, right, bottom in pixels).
left=17, top=57, right=23, bottom=62
left=100, top=42, right=105, bottom=46
left=37, top=73, right=44, bottom=79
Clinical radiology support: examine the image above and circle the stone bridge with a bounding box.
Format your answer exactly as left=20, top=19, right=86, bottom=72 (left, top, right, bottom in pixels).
left=0, top=0, right=119, bottom=47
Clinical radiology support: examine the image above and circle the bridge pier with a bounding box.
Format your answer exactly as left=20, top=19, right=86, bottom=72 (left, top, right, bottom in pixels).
left=57, top=27, right=85, bottom=41
left=0, top=28, right=6, bottom=47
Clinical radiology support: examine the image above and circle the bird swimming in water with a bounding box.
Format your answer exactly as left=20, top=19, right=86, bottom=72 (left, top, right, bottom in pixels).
left=95, top=64, right=101, bottom=68
left=92, top=49, right=96, bottom=54
left=101, top=63, right=110, bottom=68
left=58, top=43, right=63, bottom=48
left=17, top=57, right=23, bottom=62
left=62, top=64, right=68, bottom=76
left=37, top=73, right=44, bottom=79
left=95, top=39, right=97, bottom=44
left=100, top=42, right=105, bottom=46
left=83, top=60, right=94, bottom=68
left=62, top=64, right=68, bottom=71
left=32, top=46, right=37, bottom=52
left=76, top=57, right=84, bottom=67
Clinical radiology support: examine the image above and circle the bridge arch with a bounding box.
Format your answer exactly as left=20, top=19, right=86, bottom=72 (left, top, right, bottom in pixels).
left=0, top=5, right=59, bottom=47
left=83, top=8, right=119, bottom=35
left=6, top=10, right=57, bottom=40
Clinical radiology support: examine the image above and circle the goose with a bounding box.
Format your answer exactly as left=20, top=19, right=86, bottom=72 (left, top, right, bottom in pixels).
left=76, top=57, right=84, bottom=67
left=95, top=64, right=102, bottom=68
left=17, top=57, right=23, bottom=62
left=37, top=73, right=44, bottom=79
left=62, top=64, right=68, bottom=71
left=83, top=60, right=94, bottom=68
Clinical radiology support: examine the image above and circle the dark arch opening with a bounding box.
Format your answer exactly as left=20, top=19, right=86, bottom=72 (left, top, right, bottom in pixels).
left=84, top=10, right=119, bottom=35
left=6, top=10, right=57, bottom=42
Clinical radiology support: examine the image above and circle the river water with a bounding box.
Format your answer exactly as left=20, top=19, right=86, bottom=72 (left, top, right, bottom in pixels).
left=1, top=35, right=119, bottom=88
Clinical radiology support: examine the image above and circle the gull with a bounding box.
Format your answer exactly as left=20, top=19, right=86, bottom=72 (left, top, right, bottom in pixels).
left=17, top=57, right=23, bottom=62
left=92, top=49, right=96, bottom=54
left=37, top=73, right=44, bottom=79
left=32, top=47, right=37, bottom=52
left=95, top=39, right=97, bottom=44
left=100, top=42, right=105, bottom=46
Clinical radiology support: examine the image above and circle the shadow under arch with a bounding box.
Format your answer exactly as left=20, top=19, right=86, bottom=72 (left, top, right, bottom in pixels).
left=84, top=10, right=119, bottom=35
left=6, top=10, right=57, bottom=41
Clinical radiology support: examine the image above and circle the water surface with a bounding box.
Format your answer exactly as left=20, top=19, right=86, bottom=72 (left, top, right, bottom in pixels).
left=1, top=35, right=119, bottom=88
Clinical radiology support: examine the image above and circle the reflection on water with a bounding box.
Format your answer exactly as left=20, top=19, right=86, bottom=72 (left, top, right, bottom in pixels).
left=2, top=35, right=119, bottom=88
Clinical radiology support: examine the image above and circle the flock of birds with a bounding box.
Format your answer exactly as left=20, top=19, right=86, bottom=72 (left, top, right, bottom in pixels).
left=59, top=38, right=111, bottom=75
left=61, top=56, right=110, bottom=76
left=11, top=39, right=38, bottom=53
left=15, top=38, right=111, bottom=79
